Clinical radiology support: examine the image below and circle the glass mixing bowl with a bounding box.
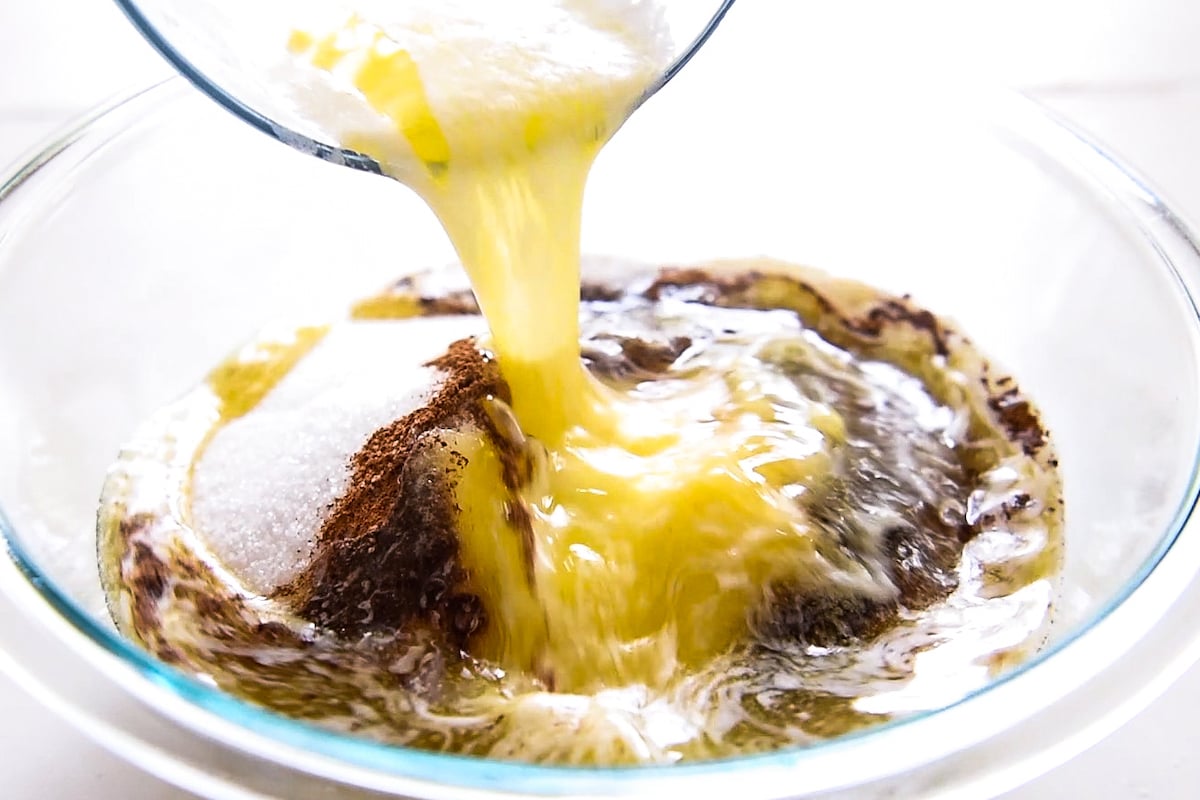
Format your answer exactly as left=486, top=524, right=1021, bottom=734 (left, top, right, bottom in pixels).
left=2, top=64, right=1200, bottom=800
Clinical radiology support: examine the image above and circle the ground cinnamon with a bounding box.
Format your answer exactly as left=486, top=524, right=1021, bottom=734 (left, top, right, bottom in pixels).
left=275, top=338, right=511, bottom=647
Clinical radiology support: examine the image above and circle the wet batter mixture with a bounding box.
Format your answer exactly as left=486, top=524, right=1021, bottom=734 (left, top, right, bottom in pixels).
left=98, top=260, right=1061, bottom=763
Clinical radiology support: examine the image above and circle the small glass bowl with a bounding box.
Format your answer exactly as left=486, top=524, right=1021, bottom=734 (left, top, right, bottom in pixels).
left=2, top=70, right=1200, bottom=799
left=111, top=0, right=738, bottom=174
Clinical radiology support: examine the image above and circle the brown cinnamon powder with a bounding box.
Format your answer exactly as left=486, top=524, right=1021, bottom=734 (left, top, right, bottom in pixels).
left=275, top=338, right=512, bottom=647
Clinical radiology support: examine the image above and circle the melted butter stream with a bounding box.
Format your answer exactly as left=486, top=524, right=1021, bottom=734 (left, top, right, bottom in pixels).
left=283, top=9, right=890, bottom=694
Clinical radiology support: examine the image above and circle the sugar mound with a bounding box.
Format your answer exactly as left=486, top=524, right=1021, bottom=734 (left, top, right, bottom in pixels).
left=190, top=315, right=484, bottom=594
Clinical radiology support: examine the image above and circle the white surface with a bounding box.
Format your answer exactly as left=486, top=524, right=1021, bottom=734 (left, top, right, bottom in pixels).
left=1, top=0, right=1199, bottom=797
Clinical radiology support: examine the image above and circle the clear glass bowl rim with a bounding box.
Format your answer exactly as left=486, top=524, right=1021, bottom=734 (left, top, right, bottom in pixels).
left=0, top=77, right=1199, bottom=796
left=109, top=0, right=739, bottom=174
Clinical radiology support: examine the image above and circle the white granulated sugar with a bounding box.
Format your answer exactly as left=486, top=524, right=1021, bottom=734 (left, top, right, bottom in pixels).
left=190, top=315, right=484, bottom=595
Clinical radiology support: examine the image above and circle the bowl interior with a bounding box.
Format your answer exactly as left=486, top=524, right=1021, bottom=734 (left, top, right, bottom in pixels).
left=1, top=73, right=1199, bottom=792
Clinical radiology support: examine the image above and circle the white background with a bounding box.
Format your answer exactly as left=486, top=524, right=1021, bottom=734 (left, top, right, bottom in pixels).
left=1, top=1, right=1199, bottom=797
